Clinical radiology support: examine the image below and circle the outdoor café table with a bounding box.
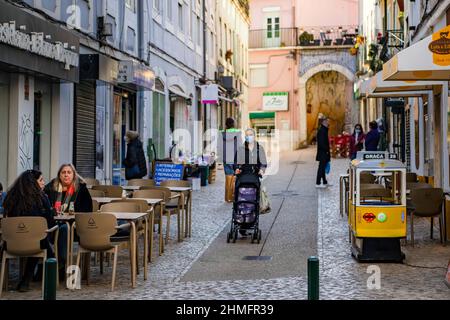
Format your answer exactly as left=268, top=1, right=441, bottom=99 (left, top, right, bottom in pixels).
left=167, top=187, right=192, bottom=238
left=91, top=197, right=124, bottom=204
left=122, top=186, right=141, bottom=191
left=57, top=211, right=149, bottom=288
left=129, top=198, right=164, bottom=258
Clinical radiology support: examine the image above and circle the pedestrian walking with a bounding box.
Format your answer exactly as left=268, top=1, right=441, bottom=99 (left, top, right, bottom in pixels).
left=316, top=115, right=331, bottom=188
left=123, top=130, right=148, bottom=180
left=234, top=128, right=268, bottom=236
left=3, top=170, right=57, bottom=292
left=365, top=121, right=380, bottom=152
left=350, top=124, right=365, bottom=160
left=221, top=118, right=242, bottom=203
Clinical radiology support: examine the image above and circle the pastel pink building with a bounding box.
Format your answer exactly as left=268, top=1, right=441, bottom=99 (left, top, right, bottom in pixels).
left=248, top=0, right=359, bottom=150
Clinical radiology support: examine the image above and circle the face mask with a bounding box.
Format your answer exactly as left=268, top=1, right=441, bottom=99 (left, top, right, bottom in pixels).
left=245, top=136, right=254, bottom=144
left=355, top=129, right=361, bottom=133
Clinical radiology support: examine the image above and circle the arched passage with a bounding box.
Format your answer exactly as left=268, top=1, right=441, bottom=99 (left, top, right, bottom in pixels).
left=298, top=63, right=356, bottom=145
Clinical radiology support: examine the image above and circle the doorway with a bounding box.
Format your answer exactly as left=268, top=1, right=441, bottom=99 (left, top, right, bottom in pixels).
left=264, top=13, right=280, bottom=48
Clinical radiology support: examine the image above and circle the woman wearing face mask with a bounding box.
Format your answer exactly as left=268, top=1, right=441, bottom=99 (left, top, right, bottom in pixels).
left=234, top=128, right=268, bottom=177
left=350, top=124, right=365, bottom=160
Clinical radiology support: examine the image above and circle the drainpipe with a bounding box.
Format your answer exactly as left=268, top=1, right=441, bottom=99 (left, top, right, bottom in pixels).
left=138, top=0, right=147, bottom=150
left=202, top=0, right=207, bottom=81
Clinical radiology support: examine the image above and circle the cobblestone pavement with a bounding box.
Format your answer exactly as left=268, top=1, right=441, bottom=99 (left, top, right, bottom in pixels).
left=2, top=150, right=450, bottom=300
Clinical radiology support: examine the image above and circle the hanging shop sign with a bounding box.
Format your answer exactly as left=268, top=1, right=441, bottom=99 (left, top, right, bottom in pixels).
left=118, top=60, right=155, bottom=91
left=429, top=25, right=450, bottom=66
left=263, top=92, right=289, bottom=111
left=201, top=84, right=219, bottom=104
left=0, top=1, right=79, bottom=82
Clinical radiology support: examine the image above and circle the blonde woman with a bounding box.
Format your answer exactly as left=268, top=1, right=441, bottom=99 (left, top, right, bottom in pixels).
left=44, top=164, right=93, bottom=214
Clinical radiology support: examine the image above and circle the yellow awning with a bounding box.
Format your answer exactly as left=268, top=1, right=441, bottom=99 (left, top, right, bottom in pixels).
left=383, top=25, right=450, bottom=81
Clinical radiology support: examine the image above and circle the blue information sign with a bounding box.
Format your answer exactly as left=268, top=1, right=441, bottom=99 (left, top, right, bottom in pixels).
left=154, top=162, right=184, bottom=186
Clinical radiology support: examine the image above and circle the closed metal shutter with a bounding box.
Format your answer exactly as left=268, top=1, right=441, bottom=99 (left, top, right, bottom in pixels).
left=74, top=81, right=96, bottom=178
left=405, top=108, right=411, bottom=170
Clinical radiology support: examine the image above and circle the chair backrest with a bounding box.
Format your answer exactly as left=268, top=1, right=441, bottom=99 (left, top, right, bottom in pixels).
left=110, top=199, right=149, bottom=213
left=411, top=188, right=443, bottom=216
left=406, top=172, right=418, bottom=183
left=127, top=179, right=155, bottom=187
left=360, top=173, right=376, bottom=184
left=89, top=189, right=106, bottom=198
left=407, top=182, right=432, bottom=190
left=133, top=189, right=170, bottom=202
left=160, top=180, right=191, bottom=188
left=84, top=178, right=100, bottom=186
left=100, top=202, right=142, bottom=213
left=92, top=200, right=100, bottom=212
left=75, top=213, right=117, bottom=251
left=2, top=217, right=48, bottom=256
left=92, top=185, right=123, bottom=198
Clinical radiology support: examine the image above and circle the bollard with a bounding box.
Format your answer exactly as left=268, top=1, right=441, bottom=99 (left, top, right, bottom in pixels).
left=43, top=258, right=57, bottom=300
left=308, top=256, right=319, bottom=300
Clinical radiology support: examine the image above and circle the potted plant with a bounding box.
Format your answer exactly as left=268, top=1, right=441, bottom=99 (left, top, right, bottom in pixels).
left=299, top=31, right=313, bottom=46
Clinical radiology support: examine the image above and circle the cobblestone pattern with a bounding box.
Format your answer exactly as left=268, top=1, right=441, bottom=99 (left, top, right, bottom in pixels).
left=318, top=158, right=450, bottom=300
left=2, top=155, right=449, bottom=300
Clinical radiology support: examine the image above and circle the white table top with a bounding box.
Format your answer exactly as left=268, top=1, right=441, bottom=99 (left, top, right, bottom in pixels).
left=55, top=212, right=149, bottom=221
left=92, top=197, right=124, bottom=204
left=167, top=187, right=192, bottom=192
left=122, top=186, right=142, bottom=191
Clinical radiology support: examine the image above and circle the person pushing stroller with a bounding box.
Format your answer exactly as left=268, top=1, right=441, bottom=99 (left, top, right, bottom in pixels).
left=233, top=128, right=268, bottom=238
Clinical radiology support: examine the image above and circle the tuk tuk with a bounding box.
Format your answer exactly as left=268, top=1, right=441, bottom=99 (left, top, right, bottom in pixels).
left=348, top=152, right=407, bottom=262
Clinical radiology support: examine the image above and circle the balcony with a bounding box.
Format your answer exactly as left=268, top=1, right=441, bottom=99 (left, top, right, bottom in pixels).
left=249, top=28, right=298, bottom=49
left=249, top=26, right=359, bottom=49
left=378, top=29, right=405, bottom=62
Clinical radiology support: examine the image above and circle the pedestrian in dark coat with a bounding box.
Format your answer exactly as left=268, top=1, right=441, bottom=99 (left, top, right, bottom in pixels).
left=123, top=131, right=148, bottom=180
left=3, top=170, right=57, bottom=292
left=365, top=121, right=380, bottom=152
left=316, top=116, right=331, bottom=188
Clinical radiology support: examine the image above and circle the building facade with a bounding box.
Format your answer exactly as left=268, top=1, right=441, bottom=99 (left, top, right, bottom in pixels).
left=356, top=0, right=450, bottom=239
left=248, top=0, right=358, bottom=151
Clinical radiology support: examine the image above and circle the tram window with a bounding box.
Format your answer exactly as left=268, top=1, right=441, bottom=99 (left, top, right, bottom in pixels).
left=359, top=171, right=405, bottom=206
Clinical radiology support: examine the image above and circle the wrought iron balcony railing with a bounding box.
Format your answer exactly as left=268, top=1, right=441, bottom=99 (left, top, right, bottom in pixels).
left=249, top=26, right=359, bottom=49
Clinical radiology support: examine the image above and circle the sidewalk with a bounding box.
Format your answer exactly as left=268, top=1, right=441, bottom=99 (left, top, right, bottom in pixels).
left=2, top=149, right=449, bottom=300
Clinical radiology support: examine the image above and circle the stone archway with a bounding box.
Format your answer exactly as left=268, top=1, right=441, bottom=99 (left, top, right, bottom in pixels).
left=298, top=63, right=356, bottom=145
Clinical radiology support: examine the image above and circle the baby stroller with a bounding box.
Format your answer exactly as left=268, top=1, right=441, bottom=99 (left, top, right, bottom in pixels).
left=227, top=169, right=262, bottom=244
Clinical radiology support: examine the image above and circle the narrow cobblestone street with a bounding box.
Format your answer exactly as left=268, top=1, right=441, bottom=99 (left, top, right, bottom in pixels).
left=3, top=148, right=449, bottom=300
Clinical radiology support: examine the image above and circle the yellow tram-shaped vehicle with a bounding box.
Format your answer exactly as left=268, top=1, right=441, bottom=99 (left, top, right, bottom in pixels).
left=348, top=152, right=406, bottom=262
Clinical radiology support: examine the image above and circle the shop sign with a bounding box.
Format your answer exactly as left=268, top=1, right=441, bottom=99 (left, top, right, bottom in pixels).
left=118, top=60, right=155, bottom=91
left=429, top=25, right=450, bottom=66
left=201, top=84, right=219, bottom=104
left=0, top=21, right=79, bottom=69
left=362, top=153, right=398, bottom=160
left=263, top=92, right=289, bottom=111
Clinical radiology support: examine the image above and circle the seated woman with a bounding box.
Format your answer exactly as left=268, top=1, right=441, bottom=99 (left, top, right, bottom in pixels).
left=44, top=164, right=92, bottom=279
left=3, top=170, right=56, bottom=292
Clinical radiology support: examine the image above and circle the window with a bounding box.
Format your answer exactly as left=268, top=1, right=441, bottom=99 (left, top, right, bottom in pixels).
left=210, top=31, right=214, bottom=59
left=250, top=65, right=268, bottom=88
left=153, top=0, right=161, bottom=12
left=178, top=3, right=184, bottom=32
left=127, top=27, right=136, bottom=52
left=125, top=0, right=136, bottom=12
left=187, top=3, right=192, bottom=38
left=218, top=18, right=222, bottom=56
left=197, top=16, right=201, bottom=45
left=167, top=0, right=173, bottom=21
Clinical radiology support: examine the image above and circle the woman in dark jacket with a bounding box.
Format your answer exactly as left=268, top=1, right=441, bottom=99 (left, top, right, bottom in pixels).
left=44, top=164, right=93, bottom=214
left=3, top=170, right=56, bottom=292
left=44, top=164, right=92, bottom=279
left=316, top=116, right=331, bottom=188
left=123, top=131, right=148, bottom=180
left=350, top=124, right=365, bottom=160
